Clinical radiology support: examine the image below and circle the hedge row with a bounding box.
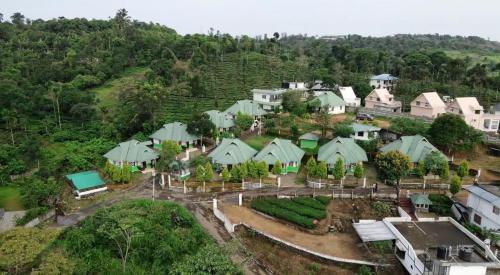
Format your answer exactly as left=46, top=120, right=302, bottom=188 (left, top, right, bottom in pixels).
left=265, top=198, right=326, bottom=220
left=314, top=196, right=331, bottom=205
left=251, top=199, right=315, bottom=229
left=292, top=197, right=327, bottom=210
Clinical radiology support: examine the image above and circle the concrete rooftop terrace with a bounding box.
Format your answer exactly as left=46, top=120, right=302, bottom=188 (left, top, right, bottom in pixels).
left=393, top=221, right=476, bottom=250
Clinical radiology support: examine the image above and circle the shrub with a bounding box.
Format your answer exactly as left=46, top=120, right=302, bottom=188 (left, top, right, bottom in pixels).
left=428, top=194, right=453, bottom=215
left=265, top=198, right=326, bottom=220
left=371, top=240, right=392, bottom=255
left=16, top=207, right=49, bottom=226
left=371, top=201, right=392, bottom=216
left=314, top=196, right=331, bottom=205
left=251, top=199, right=315, bottom=228
left=292, top=197, right=326, bottom=210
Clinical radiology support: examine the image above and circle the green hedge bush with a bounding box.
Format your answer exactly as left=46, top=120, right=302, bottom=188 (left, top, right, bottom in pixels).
left=292, top=197, right=326, bottom=210
left=314, top=196, right=331, bottom=205
left=251, top=199, right=315, bottom=229
left=265, top=198, right=326, bottom=220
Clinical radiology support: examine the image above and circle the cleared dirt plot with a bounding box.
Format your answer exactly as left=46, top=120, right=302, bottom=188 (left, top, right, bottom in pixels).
left=236, top=227, right=367, bottom=275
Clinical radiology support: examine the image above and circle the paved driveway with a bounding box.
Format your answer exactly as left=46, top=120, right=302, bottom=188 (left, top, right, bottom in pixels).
left=0, top=210, right=25, bottom=232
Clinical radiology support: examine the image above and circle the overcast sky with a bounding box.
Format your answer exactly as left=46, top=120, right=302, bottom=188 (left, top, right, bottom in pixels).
left=2, top=0, right=500, bottom=41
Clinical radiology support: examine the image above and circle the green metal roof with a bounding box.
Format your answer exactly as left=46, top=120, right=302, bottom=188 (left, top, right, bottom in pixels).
left=208, top=138, right=257, bottom=165
left=104, top=139, right=158, bottom=163
left=204, top=110, right=235, bottom=129
left=149, top=122, right=200, bottom=143
left=351, top=123, right=381, bottom=133
left=299, top=132, right=320, bottom=141
left=225, top=100, right=267, bottom=117
left=318, top=137, right=368, bottom=165
left=309, top=92, right=346, bottom=107
left=66, top=171, right=105, bottom=191
left=379, top=135, right=447, bottom=163
left=410, top=194, right=433, bottom=205
left=254, top=138, right=305, bottom=165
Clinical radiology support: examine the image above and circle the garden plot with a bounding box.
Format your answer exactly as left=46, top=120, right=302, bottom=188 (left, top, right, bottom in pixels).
left=250, top=196, right=330, bottom=229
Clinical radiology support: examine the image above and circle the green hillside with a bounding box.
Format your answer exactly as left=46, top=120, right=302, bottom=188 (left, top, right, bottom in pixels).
left=160, top=52, right=311, bottom=122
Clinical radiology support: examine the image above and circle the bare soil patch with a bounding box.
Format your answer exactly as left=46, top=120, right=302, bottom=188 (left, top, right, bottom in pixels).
left=221, top=203, right=374, bottom=261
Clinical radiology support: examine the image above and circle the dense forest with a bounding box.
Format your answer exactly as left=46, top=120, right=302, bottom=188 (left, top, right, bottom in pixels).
left=0, top=9, right=499, bottom=186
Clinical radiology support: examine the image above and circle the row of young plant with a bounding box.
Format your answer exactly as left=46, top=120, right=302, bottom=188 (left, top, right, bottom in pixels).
left=264, top=198, right=327, bottom=220
left=250, top=196, right=331, bottom=228
left=251, top=198, right=316, bottom=229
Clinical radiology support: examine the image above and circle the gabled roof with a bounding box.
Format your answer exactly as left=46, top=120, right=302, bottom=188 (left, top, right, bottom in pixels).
left=309, top=92, right=346, bottom=107
left=66, top=171, right=105, bottom=191
left=208, top=138, right=257, bottom=165
left=225, top=100, right=267, bottom=117
left=370, top=74, right=398, bottom=81
left=204, top=110, right=235, bottom=129
left=254, top=138, right=305, bottom=165
left=367, top=89, right=394, bottom=103
left=299, top=132, right=320, bottom=141
left=251, top=88, right=287, bottom=95
left=104, top=139, right=158, bottom=163
left=420, top=92, right=446, bottom=109
left=149, top=122, right=200, bottom=143
left=465, top=185, right=500, bottom=208
left=410, top=194, right=433, bottom=205
left=351, top=123, right=381, bottom=133
left=379, top=135, right=447, bottom=163
left=338, top=86, right=357, bottom=100
left=454, top=97, right=484, bottom=115
left=317, top=137, right=368, bottom=165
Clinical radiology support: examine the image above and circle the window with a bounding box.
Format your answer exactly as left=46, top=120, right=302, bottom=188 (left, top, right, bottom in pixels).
left=377, top=98, right=381, bottom=102
left=484, top=119, right=491, bottom=129
left=475, top=110, right=481, bottom=114
left=389, top=98, right=393, bottom=102
left=262, top=95, right=267, bottom=99
left=416, top=101, right=421, bottom=106
left=491, top=120, right=499, bottom=130
left=473, top=214, right=482, bottom=225
left=494, top=206, right=500, bottom=215
left=357, top=132, right=364, bottom=137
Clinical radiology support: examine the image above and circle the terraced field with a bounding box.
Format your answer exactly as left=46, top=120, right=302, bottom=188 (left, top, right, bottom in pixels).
left=161, top=52, right=311, bottom=122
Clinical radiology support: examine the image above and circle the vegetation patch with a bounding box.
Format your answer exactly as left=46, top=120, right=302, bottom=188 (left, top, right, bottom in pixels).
left=244, top=135, right=275, bottom=151
left=0, top=186, right=23, bottom=211
left=428, top=194, right=453, bottom=216
left=251, top=196, right=329, bottom=228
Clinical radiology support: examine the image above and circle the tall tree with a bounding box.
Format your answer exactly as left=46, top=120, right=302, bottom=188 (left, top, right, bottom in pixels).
left=428, top=114, right=483, bottom=153
left=187, top=113, right=215, bottom=146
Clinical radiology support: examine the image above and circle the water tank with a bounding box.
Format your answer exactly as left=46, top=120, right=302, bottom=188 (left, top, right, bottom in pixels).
left=458, top=247, right=473, bottom=262
left=436, top=246, right=449, bottom=260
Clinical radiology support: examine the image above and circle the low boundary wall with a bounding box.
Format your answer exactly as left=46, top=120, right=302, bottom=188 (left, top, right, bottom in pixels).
left=212, top=198, right=388, bottom=267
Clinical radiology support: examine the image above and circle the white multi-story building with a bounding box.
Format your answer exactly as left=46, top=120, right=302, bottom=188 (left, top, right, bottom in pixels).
left=251, top=89, right=287, bottom=111
left=464, top=184, right=500, bottom=231
left=369, top=74, right=398, bottom=92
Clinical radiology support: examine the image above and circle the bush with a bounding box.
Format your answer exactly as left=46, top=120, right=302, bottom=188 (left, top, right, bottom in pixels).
left=371, top=240, right=392, bottom=255
left=16, top=207, right=49, bottom=226
left=292, top=197, right=327, bottom=210
left=265, top=198, right=326, bottom=220
left=251, top=199, right=315, bottom=228
left=371, top=201, right=392, bottom=216
left=428, top=194, right=453, bottom=215
left=314, top=196, right=331, bottom=205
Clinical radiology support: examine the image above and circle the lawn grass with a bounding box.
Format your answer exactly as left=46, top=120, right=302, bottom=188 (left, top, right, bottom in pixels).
left=244, top=135, right=275, bottom=150
left=0, top=186, right=24, bottom=211
left=91, top=67, right=149, bottom=110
